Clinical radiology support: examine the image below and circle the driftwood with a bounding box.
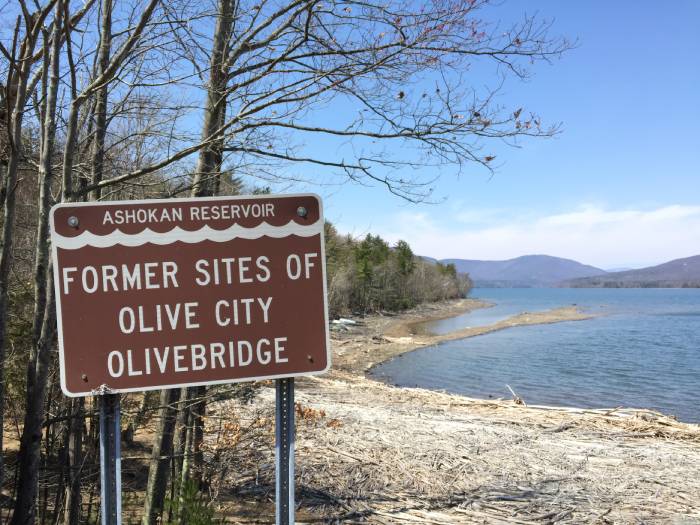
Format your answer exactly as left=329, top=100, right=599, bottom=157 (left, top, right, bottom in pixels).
left=199, top=370, right=700, bottom=523
left=116, top=300, right=700, bottom=523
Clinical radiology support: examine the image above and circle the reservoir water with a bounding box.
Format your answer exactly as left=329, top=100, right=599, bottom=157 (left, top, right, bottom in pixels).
left=369, top=288, right=700, bottom=423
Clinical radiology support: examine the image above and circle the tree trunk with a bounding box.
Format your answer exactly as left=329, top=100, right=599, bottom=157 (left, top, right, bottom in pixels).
left=143, top=1, right=234, bottom=511
left=10, top=280, right=57, bottom=525
left=10, top=5, right=64, bottom=522
left=63, top=398, right=84, bottom=524
left=1, top=2, right=59, bottom=504
left=58, top=1, right=113, bottom=516
left=0, top=67, right=27, bottom=506
left=176, top=401, right=194, bottom=524
left=83, top=408, right=101, bottom=524
left=142, top=388, right=181, bottom=525
left=89, top=0, right=113, bottom=200
left=50, top=398, right=71, bottom=525
left=170, top=387, right=189, bottom=500
left=191, top=385, right=207, bottom=487
left=191, top=0, right=233, bottom=197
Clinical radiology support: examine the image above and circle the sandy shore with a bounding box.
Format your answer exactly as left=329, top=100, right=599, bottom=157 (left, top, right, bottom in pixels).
left=331, top=298, right=593, bottom=375
left=210, top=298, right=700, bottom=523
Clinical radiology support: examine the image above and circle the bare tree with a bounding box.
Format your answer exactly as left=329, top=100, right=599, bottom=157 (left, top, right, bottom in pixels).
left=142, top=388, right=181, bottom=525
left=0, top=0, right=58, bottom=498
left=8, top=0, right=165, bottom=521
left=10, top=2, right=72, bottom=520
left=76, top=1, right=567, bottom=202
left=88, top=0, right=114, bottom=200
left=0, top=0, right=569, bottom=521
left=144, top=2, right=236, bottom=514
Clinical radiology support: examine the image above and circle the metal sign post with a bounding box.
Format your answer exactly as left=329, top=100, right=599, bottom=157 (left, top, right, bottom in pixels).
left=99, top=393, right=122, bottom=525
left=275, top=378, right=295, bottom=525
left=49, top=194, right=330, bottom=522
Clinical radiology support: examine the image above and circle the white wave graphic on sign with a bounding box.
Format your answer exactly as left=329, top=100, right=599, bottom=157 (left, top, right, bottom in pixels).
left=52, top=219, right=323, bottom=249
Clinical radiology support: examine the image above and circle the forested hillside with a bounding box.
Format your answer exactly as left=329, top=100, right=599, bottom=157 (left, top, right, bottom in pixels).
left=325, top=225, right=471, bottom=316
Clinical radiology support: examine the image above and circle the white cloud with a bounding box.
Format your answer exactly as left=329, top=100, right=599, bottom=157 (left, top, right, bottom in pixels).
left=377, top=205, right=700, bottom=268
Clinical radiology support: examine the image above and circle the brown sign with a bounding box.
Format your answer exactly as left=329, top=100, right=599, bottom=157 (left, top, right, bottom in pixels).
left=50, top=194, right=330, bottom=396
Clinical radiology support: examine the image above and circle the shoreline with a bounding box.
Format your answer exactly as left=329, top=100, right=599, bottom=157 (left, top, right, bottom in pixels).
left=210, top=296, right=700, bottom=522
left=326, top=295, right=700, bottom=425
left=332, top=296, right=594, bottom=377
left=385, top=297, right=495, bottom=338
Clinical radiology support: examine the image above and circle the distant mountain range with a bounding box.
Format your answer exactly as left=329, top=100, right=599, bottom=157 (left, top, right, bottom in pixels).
left=565, top=255, right=700, bottom=288
left=439, top=255, right=606, bottom=287
left=427, top=254, right=700, bottom=288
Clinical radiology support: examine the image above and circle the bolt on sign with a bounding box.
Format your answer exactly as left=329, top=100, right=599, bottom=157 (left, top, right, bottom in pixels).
left=50, top=194, right=330, bottom=396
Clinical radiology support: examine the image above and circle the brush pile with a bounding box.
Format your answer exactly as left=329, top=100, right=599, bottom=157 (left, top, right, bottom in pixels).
left=201, top=299, right=700, bottom=523
left=209, top=371, right=700, bottom=523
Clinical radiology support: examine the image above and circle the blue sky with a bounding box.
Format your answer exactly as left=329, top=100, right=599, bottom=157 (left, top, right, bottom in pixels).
left=297, top=1, right=700, bottom=269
